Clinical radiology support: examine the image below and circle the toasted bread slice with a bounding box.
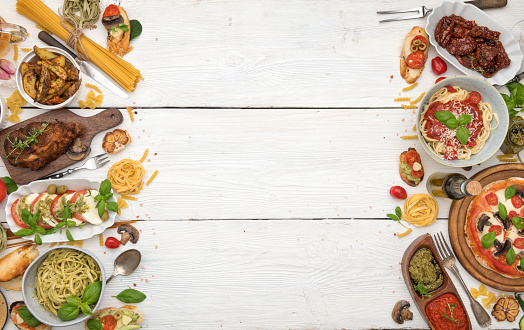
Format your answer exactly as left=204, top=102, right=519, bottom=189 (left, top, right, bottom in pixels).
left=85, top=305, right=144, bottom=329
left=400, top=26, right=429, bottom=84
left=0, top=245, right=39, bottom=283
left=399, top=148, right=424, bottom=187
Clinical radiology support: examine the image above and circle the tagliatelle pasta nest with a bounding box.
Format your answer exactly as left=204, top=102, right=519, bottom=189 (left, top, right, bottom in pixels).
left=402, top=193, right=438, bottom=227
left=108, top=159, right=145, bottom=195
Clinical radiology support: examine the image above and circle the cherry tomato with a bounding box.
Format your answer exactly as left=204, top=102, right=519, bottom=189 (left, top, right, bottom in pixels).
left=390, top=186, right=407, bottom=200
left=404, top=150, right=421, bottom=167
left=515, top=238, right=524, bottom=249
left=489, top=225, right=503, bottom=236
left=444, top=148, right=458, bottom=160
left=105, top=237, right=121, bottom=249
left=512, top=195, right=524, bottom=208
left=445, top=86, right=456, bottom=93
left=485, top=192, right=498, bottom=205
left=100, top=314, right=117, bottom=330
left=406, top=50, right=425, bottom=69
left=10, top=199, right=28, bottom=229
left=469, top=91, right=481, bottom=105
left=431, top=56, right=448, bottom=75
left=410, top=166, right=424, bottom=179
left=0, top=180, right=6, bottom=204
left=509, top=210, right=518, bottom=219
left=435, top=77, right=447, bottom=84
left=467, top=140, right=477, bottom=147
left=103, top=4, right=120, bottom=17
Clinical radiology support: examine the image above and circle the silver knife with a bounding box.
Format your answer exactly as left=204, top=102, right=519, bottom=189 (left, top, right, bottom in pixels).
left=38, top=31, right=129, bottom=99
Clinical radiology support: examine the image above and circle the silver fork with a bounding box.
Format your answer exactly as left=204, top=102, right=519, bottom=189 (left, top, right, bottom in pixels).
left=433, top=232, right=492, bottom=328
left=39, top=153, right=110, bottom=180
left=377, top=6, right=432, bottom=23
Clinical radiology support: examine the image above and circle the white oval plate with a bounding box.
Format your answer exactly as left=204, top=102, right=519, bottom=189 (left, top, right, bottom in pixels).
left=426, top=1, right=523, bottom=85
left=5, top=179, right=116, bottom=243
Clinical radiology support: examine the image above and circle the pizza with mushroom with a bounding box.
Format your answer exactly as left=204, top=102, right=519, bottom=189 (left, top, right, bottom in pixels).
left=465, top=177, right=524, bottom=278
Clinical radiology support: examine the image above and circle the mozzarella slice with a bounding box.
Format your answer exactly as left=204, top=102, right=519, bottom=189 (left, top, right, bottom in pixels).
left=78, top=190, right=103, bottom=225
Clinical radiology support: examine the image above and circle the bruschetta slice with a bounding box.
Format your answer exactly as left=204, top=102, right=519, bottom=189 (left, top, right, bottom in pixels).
left=400, top=27, right=429, bottom=83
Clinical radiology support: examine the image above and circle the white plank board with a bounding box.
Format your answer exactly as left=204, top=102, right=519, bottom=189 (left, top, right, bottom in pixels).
left=0, top=0, right=522, bottom=108
left=0, top=219, right=516, bottom=329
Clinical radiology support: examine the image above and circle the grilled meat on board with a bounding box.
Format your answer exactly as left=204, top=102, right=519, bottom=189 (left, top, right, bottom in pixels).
left=4, top=121, right=82, bottom=170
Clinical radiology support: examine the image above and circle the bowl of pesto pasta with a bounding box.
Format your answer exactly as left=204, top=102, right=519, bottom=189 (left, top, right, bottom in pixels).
left=21, top=246, right=106, bottom=327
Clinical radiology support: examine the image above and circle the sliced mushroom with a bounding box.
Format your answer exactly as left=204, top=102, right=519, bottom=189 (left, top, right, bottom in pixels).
left=117, top=224, right=139, bottom=245
left=494, top=212, right=512, bottom=231
left=518, top=228, right=524, bottom=237
left=392, top=300, right=413, bottom=324
left=67, top=138, right=90, bottom=161
left=494, top=239, right=511, bottom=258
left=102, top=15, right=124, bottom=31
left=516, top=190, right=524, bottom=199
left=476, top=214, right=492, bottom=232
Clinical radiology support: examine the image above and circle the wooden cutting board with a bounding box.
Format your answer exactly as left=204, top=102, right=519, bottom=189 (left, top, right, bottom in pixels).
left=449, top=164, right=524, bottom=291
left=0, top=108, right=123, bottom=185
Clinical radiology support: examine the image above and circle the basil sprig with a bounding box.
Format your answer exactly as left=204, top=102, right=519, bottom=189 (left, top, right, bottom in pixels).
left=87, top=319, right=103, bottom=330
left=130, top=20, right=143, bottom=41
left=16, top=306, right=41, bottom=327
left=505, top=186, right=517, bottom=200
left=512, top=217, right=524, bottom=229
left=434, top=110, right=472, bottom=145
left=57, top=281, right=102, bottom=321
left=507, top=245, right=516, bottom=265
left=94, top=179, right=119, bottom=217
left=13, top=209, right=44, bottom=245
left=387, top=206, right=409, bottom=230
left=113, top=288, right=147, bottom=303
left=481, top=231, right=496, bottom=249
left=500, top=82, right=524, bottom=118
left=499, top=202, right=508, bottom=220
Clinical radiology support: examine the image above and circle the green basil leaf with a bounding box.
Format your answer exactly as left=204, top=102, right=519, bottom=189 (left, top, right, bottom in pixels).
left=395, top=206, right=402, bottom=218
left=79, top=302, right=93, bottom=316
left=87, top=319, right=103, bottom=330
left=94, top=195, right=104, bottom=202
left=386, top=213, right=399, bottom=221
left=66, top=229, right=74, bottom=242
left=55, top=221, right=66, bottom=228
left=512, top=217, right=524, bottom=229
left=34, top=233, right=42, bottom=245
left=435, top=110, right=455, bottom=123
left=458, top=114, right=472, bottom=126
left=14, top=228, right=35, bottom=237
left=16, top=306, right=41, bottom=327
left=113, top=289, right=147, bottom=303
left=481, top=231, right=496, bottom=249
left=35, top=226, right=46, bottom=235
left=57, top=303, right=80, bottom=321
left=509, top=110, right=519, bottom=119
left=507, top=82, right=521, bottom=95
left=66, top=295, right=83, bottom=307
left=100, top=179, right=112, bottom=195
left=499, top=202, right=508, bottom=219
left=119, top=23, right=129, bottom=32
left=111, top=26, right=116, bottom=32
left=456, top=126, right=470, bottom=145
left=98, top=200, right=106, bottom=218
left=107, top=201, right=119, bottom=212
left=1, top=176, right=17, bottom=194
left=506, top=186, right=516, bottom=200
left=104, top=193, right=113, bottom=200
left=507, top=246, right=516, bottom=265
left=130, top=19, right=142, bottom=40
left=79, top=222, right=87, bottom=229
left=445, top=118, right=459, bottom=130
left=46, top=228, right=57, bottom=235
left=63, top=206, right=70, bottom=219
left=82, top=281, right=102, bottom=305
left=67, top=220, right=76, bottom=228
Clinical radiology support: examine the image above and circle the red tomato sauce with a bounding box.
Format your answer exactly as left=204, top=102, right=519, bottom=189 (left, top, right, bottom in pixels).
left=425, top=293, right=468, bottom=330
left=424, top=100, right=483, bottom=148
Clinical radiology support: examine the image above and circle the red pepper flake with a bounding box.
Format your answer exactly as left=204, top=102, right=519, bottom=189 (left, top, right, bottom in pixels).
left=154, top=153, right=157, bottom=155
left=390, top=75, right=394, bottom=79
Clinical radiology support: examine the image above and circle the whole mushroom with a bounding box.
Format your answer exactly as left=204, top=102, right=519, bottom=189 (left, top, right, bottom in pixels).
left=392, top=300, right=413, bottom=324
left=117, top=224, right=139, bottom=245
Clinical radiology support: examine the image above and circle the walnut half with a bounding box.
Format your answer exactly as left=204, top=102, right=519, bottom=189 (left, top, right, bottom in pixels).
left=102, top=129, right=131, bottom=154
left=492, top=296, right=520, bottom=322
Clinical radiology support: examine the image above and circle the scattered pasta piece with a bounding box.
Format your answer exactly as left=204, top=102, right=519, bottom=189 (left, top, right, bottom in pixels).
left=21, top=47, right=32, bottom=52
left=124, top=46, right=134, bottom=55
left=146, top=170, right=159, bottom=186
left=482, top=297, right=492, bottom=308
left=127, top=106, right=135, bottom=122
left=402, top=194, right=438, bottom=227
left=497, top=154, right=515, bottom=160
left=471, top=288, right=480, bottom=300
left=13, top=44, right=18, bottom=61
left=499, top=158, right=518, bottom=163
left=394, top=97, right=410, bottom=102
left=117, top=197, right=129, bottom=215
left=120, top=194, right=138, bottom=201
left=139, top=148, right=149, bottom=163
left=80, top=89, right=104, bottom=109
left=412, top=124, right=416, bottom=131
left=401, top=104, right=417, bottom=109
left=479, top=284, right=487, bottom=296
left=401, top=135, right=417, bottom=139
left=99, top=233, right=104, bottom=246
left=85, top=83, right=102, bottom=94
left=482, top=291, right=497, bottom=309
left=402, top=82, right=418, bottom=91
left=78, top=100, right=88, bottom=109
left=8, top=114, right=20, bottom=123
left=397, top=228, right=412, bottom=238
left=410, top=92, right=425, bottom=105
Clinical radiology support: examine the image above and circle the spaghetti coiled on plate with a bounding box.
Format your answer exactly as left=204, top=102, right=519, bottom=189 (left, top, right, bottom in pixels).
left=35, top=249, right=101, bottom=315
left=419, top=86, right=499, bottom=160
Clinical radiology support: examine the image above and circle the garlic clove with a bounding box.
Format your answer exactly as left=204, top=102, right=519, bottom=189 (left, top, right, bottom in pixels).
left=0, top=59, right=15, bottom=75
left=0, top=67, right=10, bottom=80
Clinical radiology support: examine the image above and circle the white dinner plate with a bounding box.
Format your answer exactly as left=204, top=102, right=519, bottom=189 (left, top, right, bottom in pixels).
left=426, top=1, right=523, bottom=85
left=5, top=179, right=116, bottom=243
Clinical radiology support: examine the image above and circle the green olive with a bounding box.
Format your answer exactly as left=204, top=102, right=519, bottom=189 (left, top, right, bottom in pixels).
left=101, top=210, right=109, bottom=221
left=47, top=184, right=57, bottom=194
left=56, top=185, right=67, bottom=194
left=418, top=43, right=427, bottom=51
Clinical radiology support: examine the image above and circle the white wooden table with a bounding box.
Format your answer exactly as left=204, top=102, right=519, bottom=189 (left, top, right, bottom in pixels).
left=0, top=0, right=523, bottom=328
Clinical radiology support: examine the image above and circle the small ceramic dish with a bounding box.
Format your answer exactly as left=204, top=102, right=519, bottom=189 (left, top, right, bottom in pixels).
left=417, top=75, right=509, bottom=167
left=21, top=246, right=106, bottom=327
left=15, top=46, right=81, bottom=110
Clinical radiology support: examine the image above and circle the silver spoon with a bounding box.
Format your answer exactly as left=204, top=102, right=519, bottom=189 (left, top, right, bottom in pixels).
left=106, top=249, right=141, bottom=284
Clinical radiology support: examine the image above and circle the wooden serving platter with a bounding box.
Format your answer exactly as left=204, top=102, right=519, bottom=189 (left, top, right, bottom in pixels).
left=402, top=234, right=472, bottom=330
left=449, top=163, right=524, bottom=291
left=0, top=108, right=123, bottom=185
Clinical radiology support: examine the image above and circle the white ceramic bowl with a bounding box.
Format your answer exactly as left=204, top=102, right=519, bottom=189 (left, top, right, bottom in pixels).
left=417, top=75, right=509, bottom=167
left=21, top=246, right=106, bottom=327
left=15, top=46, right=81, bottom=110
left=426, top=1, right=523, bottom=85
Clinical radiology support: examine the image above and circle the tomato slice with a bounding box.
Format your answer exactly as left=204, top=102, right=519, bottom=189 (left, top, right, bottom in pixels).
left=485, top=192, right=498, bottom=205
left=404, top=150, right=421, bottom=167
left=50, top=190, right=75, bottom=220
left=435, top=77, right=447, bottom=84
left=509, top=210, right=518, bottom=219
left=30, top=192, right=46, bottom=214
left=467, top=140, right=477, bottom=147
left=444, top=148, right=458, bottom=160
left=100, top=314, right=117, bottom=330
left=512, top=195, right=524, bottom=208
left=515, top=238, right=524, bottom=249
left=489, top=225, right=503, bottom=236
left=70, top=190, right=89, bottom=222
left=11, top=199, right=29, bottom=229
left=103, top=4, right=120, bottom=17
left=412, top=35, right=428, bottom=47
left=410, top=166, right=424, bottom=179
left=445, top=86, right=456, bottom=93
left=469, top=91, right=481, bottom=105
left=405, top=50, right=425, bottom=69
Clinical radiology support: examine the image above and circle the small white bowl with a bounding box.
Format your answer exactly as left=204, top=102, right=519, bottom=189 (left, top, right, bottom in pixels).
left=22, top=246, right=106, bottom=327
left=15, top=46, right=81, bottom=110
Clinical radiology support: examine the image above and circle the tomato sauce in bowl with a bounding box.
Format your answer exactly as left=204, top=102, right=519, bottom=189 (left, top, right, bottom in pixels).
left=425, top=293, right=468, bottom=330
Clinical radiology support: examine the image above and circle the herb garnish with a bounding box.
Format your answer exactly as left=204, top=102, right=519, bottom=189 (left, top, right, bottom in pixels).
left=481, top=231, right=496, bottom=249
left=434, top=111, right=472, bottom=145
left=1, top=176, right=17, bottom=194
left=505, top=186, right=516, bottom=200
left=498, top=202, right=508, bottom=220
left=57, top=281, right=102, bottom=321
left=94, top=179, right=119, bottom=217
left=443, top=303, right=460, bottom=326
left=3, top=123, right=50, bottom=164
left=16, top=306, right=41, bottom=327
left=413, top=281, right=431, bottom=299
left=113, top=288, right=147, bottom=303
left=387, top=206, right=410, bottom=229
left=507, top=245, right=516, bottom=265
left=500, top=82, right=524, bottom=118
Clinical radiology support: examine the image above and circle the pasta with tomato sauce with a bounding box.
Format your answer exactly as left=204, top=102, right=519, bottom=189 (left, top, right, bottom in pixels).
left=419, top=86, right=498, bottom=161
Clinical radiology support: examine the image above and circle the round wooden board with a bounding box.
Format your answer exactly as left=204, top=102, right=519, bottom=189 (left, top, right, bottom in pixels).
left=449, top=164, right=524, bottom=291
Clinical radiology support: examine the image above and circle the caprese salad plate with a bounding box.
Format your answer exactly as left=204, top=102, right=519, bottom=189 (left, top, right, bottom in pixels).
left=5, top=179, right=117, bottom=243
